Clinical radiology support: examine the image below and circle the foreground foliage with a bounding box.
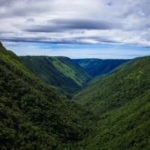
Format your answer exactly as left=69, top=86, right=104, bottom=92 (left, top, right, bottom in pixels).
left=0, top=42, right=94, bottom=150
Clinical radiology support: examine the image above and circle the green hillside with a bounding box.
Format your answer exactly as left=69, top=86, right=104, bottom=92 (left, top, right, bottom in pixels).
left=20, top=56, right=91, bottom=95
left=73, top=56, right=150, bottom=150
left=73, top=58, right=128, bottom=77
left=1, top=41, right=150, bottom=150
left=0, top=42, right=94, bottom=150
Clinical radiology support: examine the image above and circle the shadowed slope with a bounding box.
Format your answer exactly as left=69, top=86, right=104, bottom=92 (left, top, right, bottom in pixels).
left=73, top=58, right=128, bottom=77
left=20, top=56, right=91, bottom=95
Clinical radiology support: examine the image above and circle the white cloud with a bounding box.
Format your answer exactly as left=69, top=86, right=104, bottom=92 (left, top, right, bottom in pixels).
left=0, top=0, right=150, bottom=47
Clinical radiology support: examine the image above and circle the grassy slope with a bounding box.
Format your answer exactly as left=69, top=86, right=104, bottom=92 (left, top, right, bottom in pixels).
left=73, top=58, right=128, bottom=77
left=0, top=43, right=94, bottom=150
left=20, top=56, right=91, bottom=95
left=73, top=56, right=150, bottom=150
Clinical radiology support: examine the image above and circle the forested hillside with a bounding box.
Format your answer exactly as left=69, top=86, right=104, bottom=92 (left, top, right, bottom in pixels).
left=20, top=56, right=91, bottom=95
left=1, top=41, right=150, bottom=150
left=73, top=58, right=128, bottom=77
left=0, top=42, right=94, bottom=150
left=73, top=56, right=150, bottom=150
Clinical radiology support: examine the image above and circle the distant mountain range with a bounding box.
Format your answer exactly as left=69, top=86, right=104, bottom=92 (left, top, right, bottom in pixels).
left=73, top=58, right=129, bottom=77
left=1, top=41, right=150, bottom=150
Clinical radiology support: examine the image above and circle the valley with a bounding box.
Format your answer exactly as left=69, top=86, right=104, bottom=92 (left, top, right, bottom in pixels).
left=20, top=56, right=91, bottom=96
left=0, top=42, right=150, bottom=150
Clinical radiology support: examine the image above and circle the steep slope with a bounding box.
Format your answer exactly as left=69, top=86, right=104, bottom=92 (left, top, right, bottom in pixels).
left=20, top=56, right=91, bottom=95
left=0, top=42, right=94, bottom=150
left=73, top=58, right=128, bottom=77
left=73, top=56, right=150, bottom=150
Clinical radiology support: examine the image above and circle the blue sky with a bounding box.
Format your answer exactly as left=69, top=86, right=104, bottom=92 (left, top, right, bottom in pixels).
left=3, top=42, right=150, bottom=59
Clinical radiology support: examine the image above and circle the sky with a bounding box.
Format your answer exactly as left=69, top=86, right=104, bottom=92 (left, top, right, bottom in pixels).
left=1, top=0, right=150, bottom=59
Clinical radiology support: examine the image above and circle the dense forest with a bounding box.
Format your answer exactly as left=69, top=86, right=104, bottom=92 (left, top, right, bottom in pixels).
left=0, top=42, right=150, bottom=150
left=0, top=42, right=95, bottom=150
left=74, top=56, right=150, bottom=150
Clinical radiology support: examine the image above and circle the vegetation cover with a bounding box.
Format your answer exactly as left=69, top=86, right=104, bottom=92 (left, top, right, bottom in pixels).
left=74, top=56, right=150, bottom=150
left=20, top=56, right=91, bottom=95
left=0, top=42, right=94, bottom=150
left=73, top=58, right=128, bottom=77
left=1, top=42, right=150, bottom=150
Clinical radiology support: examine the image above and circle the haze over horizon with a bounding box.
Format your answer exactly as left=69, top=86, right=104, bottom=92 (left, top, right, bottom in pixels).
left=1, top=0, right=150, bottom=58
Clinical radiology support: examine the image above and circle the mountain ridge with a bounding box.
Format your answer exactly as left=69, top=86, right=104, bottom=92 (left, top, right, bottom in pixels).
left=20, top=56, right=91, bottom=95
left=73, top=58, right=129, bottom=77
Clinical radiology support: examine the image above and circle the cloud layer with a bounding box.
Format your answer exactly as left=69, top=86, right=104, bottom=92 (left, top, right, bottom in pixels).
left=1, top=0, right=150, bottom=46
